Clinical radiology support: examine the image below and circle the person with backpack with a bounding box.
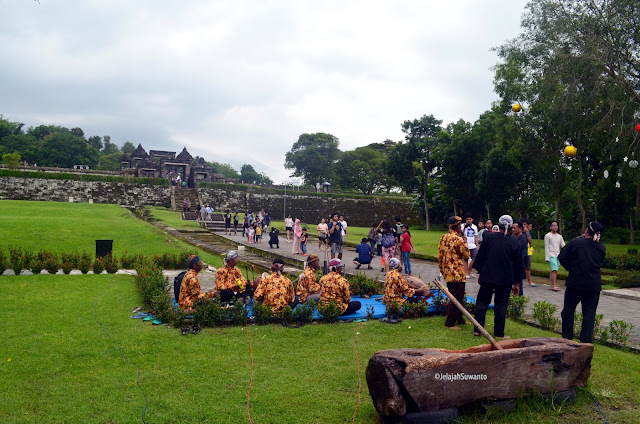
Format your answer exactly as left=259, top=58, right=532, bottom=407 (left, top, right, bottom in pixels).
left=177, top=255, right=217, bottom=313
left=367, top=223, right=377, bottom=255
left=376, top=220, right=396, bottom=274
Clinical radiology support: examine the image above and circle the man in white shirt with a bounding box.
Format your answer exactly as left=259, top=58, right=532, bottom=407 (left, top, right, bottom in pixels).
left=463, top=213, right=479, bottom=278
left=339, top=215, right=348, bottom=243
left=544, top=221, right=566, bottom=292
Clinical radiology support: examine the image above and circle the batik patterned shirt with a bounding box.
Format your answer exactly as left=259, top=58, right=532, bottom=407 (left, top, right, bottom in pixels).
left=438, top=229, right=470, bottom=283
left=178, top=269, right=214, bottom=309
left=296, top=267, right=320, bottom=302
left=215, top=264, right=247, bottom=291
left=319, top=272, right=351, bottom=313
left=254, top=272, right=295, bottom=314
left=383, top=269, right=414, bottom=305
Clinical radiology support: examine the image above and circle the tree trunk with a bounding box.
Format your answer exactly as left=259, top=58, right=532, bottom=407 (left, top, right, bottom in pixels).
left=453, top=198, right=457, bottom=217
left=630, top=210, right=635, bottom=245
left=594, top=200, right=598, bottom=222
left=554, top=196, right=561, bottom=232
left=423, top=172, right=430, bottom=231
left=485, top=201, right=490, bottom=220
left=576, top=154, right=587, bottom=232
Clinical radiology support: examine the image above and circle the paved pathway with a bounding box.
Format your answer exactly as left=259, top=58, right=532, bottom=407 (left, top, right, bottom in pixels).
left=214, top=232, right=640, bottom=346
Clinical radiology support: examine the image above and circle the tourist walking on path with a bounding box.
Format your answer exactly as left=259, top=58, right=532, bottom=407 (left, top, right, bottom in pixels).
left=328, top=213, right=344, bottom=260
left=233, top=212, right=239, bottom=235
left=544, top=221, right=565, bottom=292
left=292, top=217, right=302, bottom=254
left=317, top=218, right=329, bottom=249
left=523, top=219, right=536, bottom=287
left=339, top=215, right=348, bottom=244
left=285, top=215, right=294, bottom=243
left=377, top=220, right=396, bottom=274
left=224, top=210, right=232, bottom=235
left=511, top=221, right=528, bottom=297
left=559, top=222, right=606, bottom=344
left=438, top=216, right=470, bottom=330
left=463, top=213, right=479, bottom=278
left=472, top=215, right=522, bottom=339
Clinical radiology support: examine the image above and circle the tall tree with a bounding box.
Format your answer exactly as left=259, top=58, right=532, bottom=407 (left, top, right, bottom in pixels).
left=209, top=161, right=240, bottom=179
left=38, top=132, right=99, bottom=168
left=121, top=141, right=135, bottom=154
left=334, top=146, right=386, bottom=194
left=87, top=136, right=103, bottom=151
left=285, top=133, right=340, bottom=186
left=400, top=114, right=443, bottom=230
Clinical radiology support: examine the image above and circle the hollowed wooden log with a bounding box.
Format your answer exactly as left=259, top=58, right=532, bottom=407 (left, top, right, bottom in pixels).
left=366, top=337, right=593, bottom=417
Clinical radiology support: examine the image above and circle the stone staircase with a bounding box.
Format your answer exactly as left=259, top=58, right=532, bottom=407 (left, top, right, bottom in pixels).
left=201, top=213, right=227, bottom=232
left=174, top=187, right=199, bottom=219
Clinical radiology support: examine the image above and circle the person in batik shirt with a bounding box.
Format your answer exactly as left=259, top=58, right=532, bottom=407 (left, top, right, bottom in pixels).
left=437, top=216, right=470, bottom=330
left=296, top=254, right=321, bottom=303
left=178, top=255, right=217, bottom=312
left=254, top=258, right=296, bottom=314
left=215, top=250, right=248, bottom=302
left=319, top=259, right=361, bottom=315
left=383, top=258, right=431, bottom=305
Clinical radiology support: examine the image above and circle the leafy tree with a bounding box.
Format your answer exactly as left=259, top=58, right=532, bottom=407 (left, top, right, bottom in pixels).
left=334, top=146, right=386, bottom=194
left=0, top=134, right=40, bottom=163
left=70, top=127, right=85, bottom=138
left=209, top=161, right=240, bottom=179
left=2, top=152, right=21, bottom=169
left=96, top=152, right=123, bottom=171
left=87, top=136, right=103, bottom=151
left=0, top=115, right=24, bottom=139
left=121, top=141, right=135, bottom=154
left=102, top=138, right=120, bottom=155
left=285, top=133, right=340, bottom=186
left=27, top=125, right=74, bottom=141
left=38, top=132, right=99, bottom=168
left=399, top=114, right=443, bottom=230
left=240, top=164, right=271, bottom=185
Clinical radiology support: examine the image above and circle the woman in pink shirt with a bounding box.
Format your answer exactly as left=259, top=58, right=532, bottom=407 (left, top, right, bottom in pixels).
left=317, top=218, right=329, bottom=249
left=292, top=217, right=303, bottom=254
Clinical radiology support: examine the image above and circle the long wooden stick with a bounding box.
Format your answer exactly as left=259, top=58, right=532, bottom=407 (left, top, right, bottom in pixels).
left=430, top=278, right=503, bottom=351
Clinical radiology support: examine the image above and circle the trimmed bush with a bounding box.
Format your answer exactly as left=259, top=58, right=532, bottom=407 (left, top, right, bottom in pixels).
left=533, top=301, right=560, bottom=330
left=507, top=295, right=529, bottom=320
left=317, top=300, right=342, bottom=323
left=93, top=257, right=105, bottom=274
left=347, top=272, right=383, bottom=296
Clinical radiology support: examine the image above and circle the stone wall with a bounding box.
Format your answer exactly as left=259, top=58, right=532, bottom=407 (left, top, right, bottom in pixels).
left=199, top=188, right=422, bottom=227
left=0, top=177, right=171, bottom=207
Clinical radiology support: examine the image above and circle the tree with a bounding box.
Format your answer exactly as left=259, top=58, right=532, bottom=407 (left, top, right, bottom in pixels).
left=102, top=138, right=120, bottom=155
left=0, top=134, right=39, bottom=163
left=240, top=164, right=269, bottom=185
left=2, top=152, right=21, bottom=169
left=399, top=114, right=443, bottom=230
left=121, top=141, right=135, bottom=154
left=494, top=0, right=640, bottom=232
left=285, top=133, right=340, bottom=186
left=38, top=132, right=99, bottom=168
left=334, top=146, right=386, bottom=194
left=208, top=161, right=241, bottom=179
left=87, top=136, right=103, bottom=151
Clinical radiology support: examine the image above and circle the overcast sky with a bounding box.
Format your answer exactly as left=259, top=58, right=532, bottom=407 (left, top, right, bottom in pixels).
left=0, top=0, right=528, bottom=183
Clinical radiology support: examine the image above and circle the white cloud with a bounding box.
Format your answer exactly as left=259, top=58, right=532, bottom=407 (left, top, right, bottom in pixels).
left=0, top=0, right=528, bottom=183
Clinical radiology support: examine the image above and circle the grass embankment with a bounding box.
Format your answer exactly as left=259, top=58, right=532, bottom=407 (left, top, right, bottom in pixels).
left=1, top=275, right=639, bottom=423
left=0, top=201, right=223, bottom=268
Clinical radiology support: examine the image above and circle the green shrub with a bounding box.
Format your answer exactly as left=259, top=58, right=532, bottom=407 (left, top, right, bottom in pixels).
left=386, top=301, right=402, bottom=318
left=192, top=299, right=227, bottom=327
left=30, top=250, right=48, bottom=274
left=42, top=251, right=60, bottom=274
left=103, top=254, right=119, bottom=274
left=151, top=292, right=174, bottom=324
left=532, top=301, right=561, bottom=330
left=120, top=251, right=145, bottom=269
left=612, top=271, right=640, bottom=288
left=573, top=312, right=583, bottom=338
left=252, top=301, right=274, bottom=325
left=134, top=262, right=167, bottom=308
left=61, top=261, right=73, bottom=274
left=0, top=248, right=6, bottom=272
left=317, top=300, right=342, bottom=323
left=230, top=299, right=249, bottom=325
left=293, top=300, right=316, bottom=323
left=9, top=245, right=27, bottom=275
left=607, top=320, right=635, bottom=346
left=430, top=291, right=449, bottom=315
left=507, top=295, right=529, bottom=320
left=400, top=300, right=430, bottom=318
left=79, top=252, right=92, bottom=274
left=93, top=257, right=105, bottom=274
left=347, top=272, right=383, bottom=296
left=277, top=305, right=294, bottom=324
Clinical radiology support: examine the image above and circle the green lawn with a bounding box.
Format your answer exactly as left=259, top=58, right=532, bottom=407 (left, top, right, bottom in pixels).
left=0, top=200, right=223, bottom=268
left=1, top=274, right=639, bottom=423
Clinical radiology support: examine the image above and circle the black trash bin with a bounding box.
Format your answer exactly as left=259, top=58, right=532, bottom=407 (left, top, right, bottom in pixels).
left=96, top=240, right=113, bottom=258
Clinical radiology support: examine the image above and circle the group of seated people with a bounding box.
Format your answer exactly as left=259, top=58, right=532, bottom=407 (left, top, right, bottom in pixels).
left=177, top=250, right=433, bottom=317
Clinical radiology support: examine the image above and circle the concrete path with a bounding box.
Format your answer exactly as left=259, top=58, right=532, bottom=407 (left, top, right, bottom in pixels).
left=214, top=232, right=640, bottom=346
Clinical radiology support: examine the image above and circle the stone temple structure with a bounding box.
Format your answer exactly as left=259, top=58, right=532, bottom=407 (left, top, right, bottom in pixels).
left=119, top=144, right=226, bottom=186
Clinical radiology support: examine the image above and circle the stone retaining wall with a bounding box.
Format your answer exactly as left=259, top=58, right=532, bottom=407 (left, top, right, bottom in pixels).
left=199, top=188, right=421, bottom=227
left=0, top=176, right=171, bottom=207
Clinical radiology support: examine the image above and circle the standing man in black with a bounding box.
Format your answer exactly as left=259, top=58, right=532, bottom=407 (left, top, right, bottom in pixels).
left=328, top=213, right=344, bottom=260
left=472, top=215, right=522, bottom=339
left=559, top=222, right=606, bottom=343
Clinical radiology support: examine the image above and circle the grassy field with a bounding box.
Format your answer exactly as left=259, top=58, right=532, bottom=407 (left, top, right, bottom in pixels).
left=1, top=201, right=639, bottom=422
left=1, top=274, right=639, bottom=423
left=0, top=201, right=223, bottom=268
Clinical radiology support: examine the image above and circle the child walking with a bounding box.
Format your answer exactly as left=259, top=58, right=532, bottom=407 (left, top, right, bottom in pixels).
left=300, top=227, right=308, bottom=256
